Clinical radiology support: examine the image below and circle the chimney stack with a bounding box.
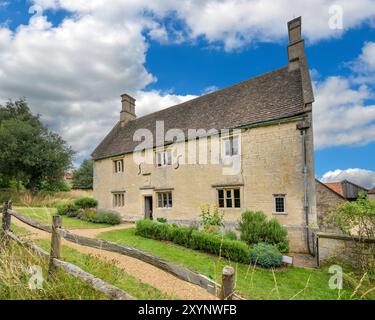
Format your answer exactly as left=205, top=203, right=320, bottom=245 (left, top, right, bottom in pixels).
left=120, top=93, right=136, bottom=125
left=287, top=17, right=305, bottom=71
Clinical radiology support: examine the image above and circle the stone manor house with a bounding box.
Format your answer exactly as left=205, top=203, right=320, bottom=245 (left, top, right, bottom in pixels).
left=92, top=17, right=316, bottom=253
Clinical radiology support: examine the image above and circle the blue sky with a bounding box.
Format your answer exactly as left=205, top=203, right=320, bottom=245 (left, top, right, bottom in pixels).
left=0, top=1, right=375, bottom=187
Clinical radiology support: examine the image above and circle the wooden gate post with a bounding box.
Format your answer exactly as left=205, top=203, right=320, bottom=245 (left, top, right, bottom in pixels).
left=1, top=201, right=12, bottom=244
left=48, top=215, right=62, bottom=277
left=220, top=266, right=235, bottom=300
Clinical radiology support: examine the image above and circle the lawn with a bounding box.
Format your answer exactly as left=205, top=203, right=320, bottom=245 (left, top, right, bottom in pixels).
left=0, top=216, right=29, bottom=235
left=37, top=239, right=173, bottom=300
left=97, top=228, right=375, bottom=300
left=13, top=207, right=111, bottom=229
left=0, top=241, right=107, bottom=300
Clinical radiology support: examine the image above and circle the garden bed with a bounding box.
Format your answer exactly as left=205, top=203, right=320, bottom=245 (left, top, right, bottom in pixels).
left=97, top=227, right=375, bottom=300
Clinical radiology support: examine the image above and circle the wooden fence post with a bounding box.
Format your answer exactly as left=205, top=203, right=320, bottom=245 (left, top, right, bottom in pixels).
left=220, top=266, right=235, bottom=300
left=48, top=215, right=62, bottom=277
left=1, top=201, right=12, bottom=244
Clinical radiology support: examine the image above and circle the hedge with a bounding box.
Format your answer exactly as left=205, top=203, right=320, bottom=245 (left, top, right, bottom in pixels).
left=136, top=219, right=250, bottom=264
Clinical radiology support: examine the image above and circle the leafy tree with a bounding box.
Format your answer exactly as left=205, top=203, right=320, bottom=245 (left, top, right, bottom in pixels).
left=72, top=159, right=93, bottom=189
left=0, top=99, right=74, bottom=191
left=326, top=194, right=375, bottom=272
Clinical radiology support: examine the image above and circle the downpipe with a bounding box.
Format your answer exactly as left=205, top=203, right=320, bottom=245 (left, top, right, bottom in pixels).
left=299, top=124, right=316, bottom=257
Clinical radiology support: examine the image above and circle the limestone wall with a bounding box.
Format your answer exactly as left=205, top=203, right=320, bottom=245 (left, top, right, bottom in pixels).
left=317, top=232, right=375, bottom=270
left=315, top=181, right=347, bottom=230
left=93, top=118, right=316, bottom=252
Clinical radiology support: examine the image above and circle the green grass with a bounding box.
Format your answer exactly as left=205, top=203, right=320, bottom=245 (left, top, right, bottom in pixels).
left=97, top=228, right=375, bottom=300
left=37, top=239, right=173, bottom=300
left=0, top=216, right=29, bottom=235
left=0, top=241, right=107, bottom=300
left=14, top=207, right=111, bottom=229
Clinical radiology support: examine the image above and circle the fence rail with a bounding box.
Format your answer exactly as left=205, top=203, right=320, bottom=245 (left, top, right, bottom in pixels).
left=1, top=201, right=243, bottom=300
left=1, top=201, right=134, bottom=300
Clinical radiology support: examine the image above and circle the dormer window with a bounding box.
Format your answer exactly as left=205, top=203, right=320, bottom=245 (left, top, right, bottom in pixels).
left=114, top=159, right=124, bottom=173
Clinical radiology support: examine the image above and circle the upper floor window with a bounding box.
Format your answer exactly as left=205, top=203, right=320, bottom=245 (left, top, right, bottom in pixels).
left=218, top=188, right=241, bottom=208
left=223, top=136, right=239, bottom=157
left=156, top=150, right=172, bottom=167
left=114, top=159, right=124, bottom=173
left=157, top=191, right=173, bottom=208
left=273, top=195, right=286, bottom=214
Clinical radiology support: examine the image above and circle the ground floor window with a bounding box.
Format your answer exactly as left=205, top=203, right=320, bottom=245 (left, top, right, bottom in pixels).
left=217, top=188, right=241, bottom=208
left=157, top=192, right=173, bottom=208
left=113, top=192, right=125, bottom=207
left=273, top=194, right=286, bottom=214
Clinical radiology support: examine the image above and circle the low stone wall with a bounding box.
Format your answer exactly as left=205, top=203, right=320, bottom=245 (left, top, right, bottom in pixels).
left=317, top=232, right=375, bottom=269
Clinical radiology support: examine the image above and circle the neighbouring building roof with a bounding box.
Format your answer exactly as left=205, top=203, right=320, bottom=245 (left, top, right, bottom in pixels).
left=369, top=187, right=375, bottom=195
left=315, top=179, right=346, bottom=199
left=92, top=66, right=309, bottom=160
left=324, top=180, right=369, bottom=200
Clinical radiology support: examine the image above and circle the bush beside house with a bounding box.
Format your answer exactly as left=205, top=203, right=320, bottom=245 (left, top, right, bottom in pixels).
left=135, top=207, right=289, bottom=268
left=135, top=219, right=250, bottom=264
left=238, top=210, right=289, bottom=253
left=56, top=197, right=121, bottom=225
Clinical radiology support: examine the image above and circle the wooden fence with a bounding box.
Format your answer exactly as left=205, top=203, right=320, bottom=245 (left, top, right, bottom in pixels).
left=0, top=201, right=242, bottom=300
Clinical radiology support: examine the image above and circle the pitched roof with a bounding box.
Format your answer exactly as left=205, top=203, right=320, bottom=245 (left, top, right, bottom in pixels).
left=324, top=180, right=369, bottom=199
left=92, top=66, right=308, bottom=160
left=315, top=179, right=346, bottom=199
left=324, top=182, right=344, bottom=197
left=369, top=187, right=375, bottom=195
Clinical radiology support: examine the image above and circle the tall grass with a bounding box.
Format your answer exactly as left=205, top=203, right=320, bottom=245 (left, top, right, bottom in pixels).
left=0, top=241, right=106, bottom=300
left=0, top=189, right=92, bottom=207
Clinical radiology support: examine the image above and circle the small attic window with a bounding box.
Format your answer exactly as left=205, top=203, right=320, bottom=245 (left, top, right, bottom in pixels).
left=114, top=159, right=124, bottom=173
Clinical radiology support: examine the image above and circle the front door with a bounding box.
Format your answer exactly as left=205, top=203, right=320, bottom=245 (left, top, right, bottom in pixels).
left=144, top=196, right=153, bottom=220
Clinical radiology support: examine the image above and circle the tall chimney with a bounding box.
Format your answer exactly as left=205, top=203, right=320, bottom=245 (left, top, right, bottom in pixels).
left=120, top=93, right=136, bottom=125
left=287, top=17, right=305, bottom=71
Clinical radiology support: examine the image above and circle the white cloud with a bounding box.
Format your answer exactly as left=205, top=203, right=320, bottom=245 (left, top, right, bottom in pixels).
left=321, top=168, right=375, bottom=189
left=135, top=91, right=197, bottom=117
left=313, top=76, right=375, bottom=149
left=31, top=0, right=375, bottom=50
left=0, top=0, right=374, bottom=162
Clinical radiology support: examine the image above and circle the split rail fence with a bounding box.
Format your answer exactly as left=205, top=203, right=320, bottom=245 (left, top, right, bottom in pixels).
left=0, top=201, right=243, bottom=300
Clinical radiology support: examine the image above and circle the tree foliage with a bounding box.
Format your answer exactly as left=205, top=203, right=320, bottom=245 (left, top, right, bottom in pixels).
left=327, top=194, right=375, bottom=273
left=0, top=99, right=74, bottom=191
left=72, top=159, right=93, bottom=189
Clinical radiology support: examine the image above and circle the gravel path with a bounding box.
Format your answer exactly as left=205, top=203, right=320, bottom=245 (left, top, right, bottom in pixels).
left=12, top=219, right=217, bottom=300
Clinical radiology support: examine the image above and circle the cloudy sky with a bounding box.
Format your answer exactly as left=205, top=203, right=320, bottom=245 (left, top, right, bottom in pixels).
left=0, top=0, right=375, bottom=188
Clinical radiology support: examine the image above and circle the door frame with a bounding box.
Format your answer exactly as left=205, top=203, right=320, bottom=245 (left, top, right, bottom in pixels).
left=144, top=195, right=153, bottom=220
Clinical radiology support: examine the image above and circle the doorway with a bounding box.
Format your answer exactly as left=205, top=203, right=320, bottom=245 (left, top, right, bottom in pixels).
left=144, top=196, right=153, bottom=220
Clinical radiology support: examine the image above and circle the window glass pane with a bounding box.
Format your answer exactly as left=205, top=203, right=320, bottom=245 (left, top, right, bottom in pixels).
left=275, top=197, right=285, bottom=213
left=226, top=198, right=232, bottom=208
left=234, top=189, right=240, bottom=208
left=232, top=136, right=239, bottom=155
left=157, top=152, right=162, bottom=166
left=167, top=151, right=172, bottom=165
left=158, top=193, right=162, bottom=207
left=167, top=192, right=172, bottom=207
left=224, top=139, right=231, bottom=156
left=218, top=190, right=224, bottom=208
left=163, top=193, right=168, bottom=207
